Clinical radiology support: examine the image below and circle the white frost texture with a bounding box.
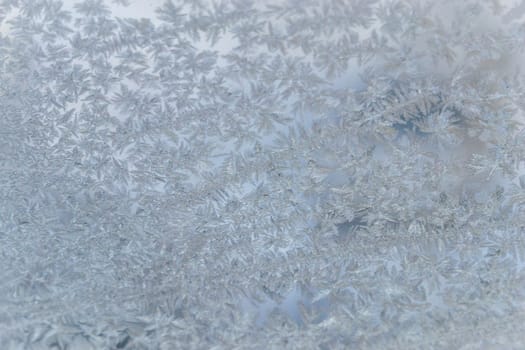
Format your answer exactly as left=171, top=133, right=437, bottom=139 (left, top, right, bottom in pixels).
left=1, top=0, right=525, bottom=349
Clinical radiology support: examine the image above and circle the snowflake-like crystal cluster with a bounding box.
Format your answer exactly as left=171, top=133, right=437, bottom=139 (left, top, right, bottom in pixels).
left=1, top=0, right=525, bottom=348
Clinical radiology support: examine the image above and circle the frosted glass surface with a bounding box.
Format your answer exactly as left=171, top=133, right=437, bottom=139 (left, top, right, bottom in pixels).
left=1, top=0, right=525, bottom=349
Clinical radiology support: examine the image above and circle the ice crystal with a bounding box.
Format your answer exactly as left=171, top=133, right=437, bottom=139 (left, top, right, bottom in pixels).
left=1, top=0, right=525, bottom=349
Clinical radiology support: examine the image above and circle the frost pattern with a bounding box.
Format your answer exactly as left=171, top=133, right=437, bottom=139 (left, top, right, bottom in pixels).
left=1, top=0, right=525, bottom=349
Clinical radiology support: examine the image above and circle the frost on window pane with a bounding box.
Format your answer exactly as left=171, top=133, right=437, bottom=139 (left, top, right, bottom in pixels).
left=1, top=0, right=525, bottom=349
